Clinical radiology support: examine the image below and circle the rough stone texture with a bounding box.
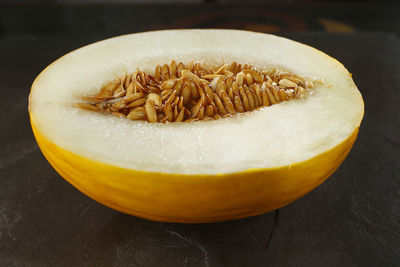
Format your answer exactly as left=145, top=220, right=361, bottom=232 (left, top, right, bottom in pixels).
left=0, top=32, right=399, bottom=266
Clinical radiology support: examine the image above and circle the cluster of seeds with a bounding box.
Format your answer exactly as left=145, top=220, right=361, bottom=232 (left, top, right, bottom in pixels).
left=77, top=61, right=316, bottom=123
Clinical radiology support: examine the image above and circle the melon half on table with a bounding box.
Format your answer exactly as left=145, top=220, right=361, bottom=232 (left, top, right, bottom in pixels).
left=29, top=29, right=364, bottom=223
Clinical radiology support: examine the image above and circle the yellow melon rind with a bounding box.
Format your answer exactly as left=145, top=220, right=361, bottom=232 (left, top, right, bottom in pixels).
left=31, top=116, right=358, bottom=223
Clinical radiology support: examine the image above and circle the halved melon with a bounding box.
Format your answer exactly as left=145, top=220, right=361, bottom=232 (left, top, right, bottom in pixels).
left=29, top=29, right=364, bottom=223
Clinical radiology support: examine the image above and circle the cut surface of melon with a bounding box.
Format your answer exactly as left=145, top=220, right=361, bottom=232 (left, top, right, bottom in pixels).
left=29, top=29, right=364, bottom=175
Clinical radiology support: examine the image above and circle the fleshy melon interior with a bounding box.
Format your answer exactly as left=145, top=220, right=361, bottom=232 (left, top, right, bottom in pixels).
left=29, top=30, right=364, bottom=174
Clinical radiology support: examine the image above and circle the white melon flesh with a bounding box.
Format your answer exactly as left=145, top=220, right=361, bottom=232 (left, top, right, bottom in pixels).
left=29, top=29, right=364, bottom=174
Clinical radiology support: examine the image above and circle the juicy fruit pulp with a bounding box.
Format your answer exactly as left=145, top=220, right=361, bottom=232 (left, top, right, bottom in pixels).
left=29, top=29, right=364, bottom=222
left=78, top=61, right=317, bottom=123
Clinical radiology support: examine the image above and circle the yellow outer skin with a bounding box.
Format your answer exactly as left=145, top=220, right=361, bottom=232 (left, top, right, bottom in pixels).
left=31, top=116, right=359, bottom=223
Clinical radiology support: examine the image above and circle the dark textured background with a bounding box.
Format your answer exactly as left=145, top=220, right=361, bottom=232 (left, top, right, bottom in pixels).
left=0, top=2, right=399, bottom=267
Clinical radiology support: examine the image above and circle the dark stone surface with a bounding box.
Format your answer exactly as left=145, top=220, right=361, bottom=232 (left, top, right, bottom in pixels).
left=0, top=3, right=399, bottom=37
left=0, top=32, right=399, bottom=266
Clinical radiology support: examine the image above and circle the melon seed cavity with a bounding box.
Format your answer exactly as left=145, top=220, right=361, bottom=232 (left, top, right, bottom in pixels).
left=77, top=61, right=317, bottom=122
